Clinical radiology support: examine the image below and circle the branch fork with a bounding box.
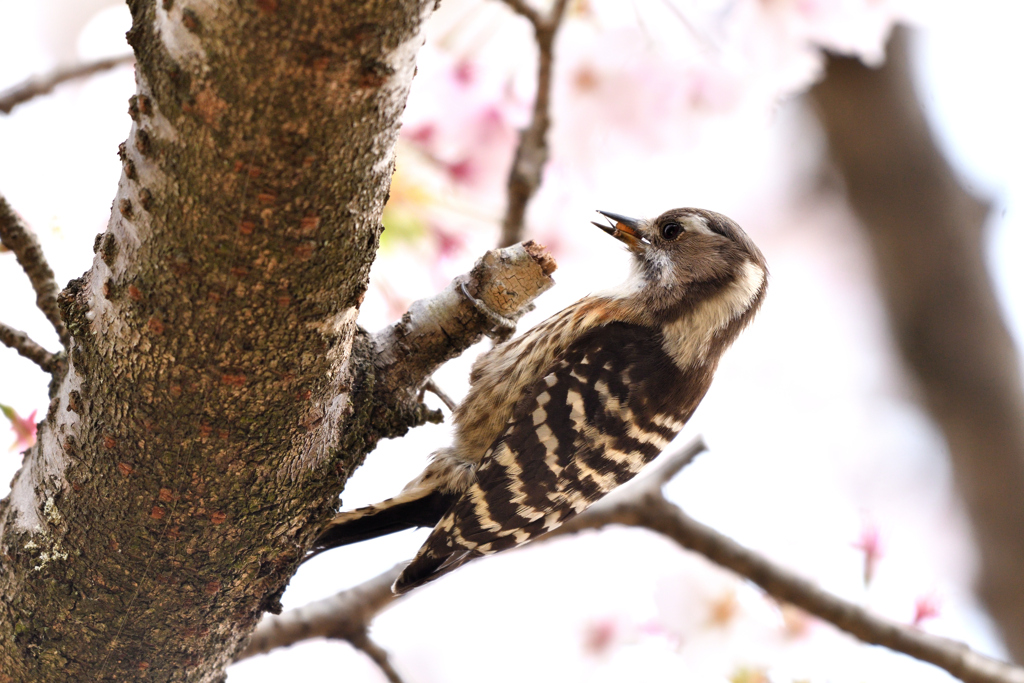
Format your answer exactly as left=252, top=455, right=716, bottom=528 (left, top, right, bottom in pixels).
left=0, top=194, right=68, bottom=375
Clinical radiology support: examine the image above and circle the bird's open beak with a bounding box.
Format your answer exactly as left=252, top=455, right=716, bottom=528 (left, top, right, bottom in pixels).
left=593, top=211, right=648, bottom=253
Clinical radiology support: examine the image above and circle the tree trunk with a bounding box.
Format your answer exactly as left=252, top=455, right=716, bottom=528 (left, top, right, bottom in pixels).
left=811, top=27, right=1024, bottom=661
left=0, top=0, right=437, bottom=680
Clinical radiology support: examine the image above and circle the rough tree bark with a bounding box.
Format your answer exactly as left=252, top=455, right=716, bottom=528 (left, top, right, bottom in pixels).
left=811, top=27, right=1024, bottom=661
left=0, top=1, right=553, bottom=681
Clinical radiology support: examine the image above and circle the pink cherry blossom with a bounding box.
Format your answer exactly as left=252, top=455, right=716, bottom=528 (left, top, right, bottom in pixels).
left=912, top=593, right=942, bottom=627
left=1, top=404, right=37, bottom=452
left=581, top=616, right=620, bottom=657
left=852, top=519, right=884, bottom=586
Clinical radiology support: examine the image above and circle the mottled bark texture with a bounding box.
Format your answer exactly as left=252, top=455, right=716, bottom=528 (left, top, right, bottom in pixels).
left=811, top=27, right=1024, bottom=660
left=0, top=0, right=440, bottom=680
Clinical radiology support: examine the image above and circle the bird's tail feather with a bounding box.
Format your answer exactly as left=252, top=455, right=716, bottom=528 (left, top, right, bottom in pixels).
left=393, top=544, right=477, bottom=595
left=309, top=490, right=458, bottom=560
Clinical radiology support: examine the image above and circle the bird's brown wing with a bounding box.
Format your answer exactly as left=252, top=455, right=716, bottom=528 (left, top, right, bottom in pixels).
left=394, top=321, right=706, bottom=594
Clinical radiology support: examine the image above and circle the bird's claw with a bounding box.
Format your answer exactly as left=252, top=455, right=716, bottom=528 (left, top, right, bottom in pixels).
left=459, top=279, right=516, bottom=342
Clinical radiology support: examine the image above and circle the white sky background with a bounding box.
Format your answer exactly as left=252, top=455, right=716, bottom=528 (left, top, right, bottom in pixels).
left=0, top=1, right=1022, bottom=681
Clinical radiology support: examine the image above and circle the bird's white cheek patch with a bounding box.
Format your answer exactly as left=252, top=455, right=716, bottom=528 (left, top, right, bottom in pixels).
left=720, top=261, right=765, bottom=318
left=661, top=260, right=764, bottom=368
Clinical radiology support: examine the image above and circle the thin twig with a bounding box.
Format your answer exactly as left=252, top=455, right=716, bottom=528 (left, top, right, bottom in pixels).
left=647, top=435, right=708, bottom=486
left=0, top=54, right=135, bottom=115
left=497, top=0, right=572, bottom=247
left=424, top=378, right=459, bottom=412
left=350, top=632, right=407, bottom=683
left=0, top=195, right=68, bottom=347
left=0, top=321, right=63, bottom=374
left=501, top=0, right=544, bottom=28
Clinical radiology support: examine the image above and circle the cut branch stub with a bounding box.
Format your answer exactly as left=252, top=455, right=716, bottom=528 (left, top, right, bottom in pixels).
left=370, top=240, right=556, bottom=436
left=468, top=240, right=557, bottom=319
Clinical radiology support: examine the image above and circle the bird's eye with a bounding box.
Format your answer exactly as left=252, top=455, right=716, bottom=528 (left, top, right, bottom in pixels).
left=660, top=222, right=683, bottom=240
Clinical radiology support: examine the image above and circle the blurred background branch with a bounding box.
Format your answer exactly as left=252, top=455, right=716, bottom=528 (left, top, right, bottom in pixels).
left=497, top=0, right=571, bottom=247
left=0, top=53, right=133, bottom=115
left=811, top=25, right=1024, bottom=662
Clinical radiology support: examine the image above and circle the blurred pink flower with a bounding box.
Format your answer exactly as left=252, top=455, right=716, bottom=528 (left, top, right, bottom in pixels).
left=581, top=616, right=620, bottom=657
left=852, top=519, right=884, bottom=586
left=582, top=614, right=681, bottom=658
left=708, top=589, right=741, bottom=627
left=404, top=122, right=436, bottom=145
left=428, top=223, right=470, bottom=290
left=1, top=404, right=37, bottom=452
left=638, top=617, right=684, bottom=650
left=912, top=593, right=941, bottom=627
left=777, top=602, right=813, bottom=639
left=452, top=60, right=475, bottom=86
left=400, top=48, right=526, bottom=199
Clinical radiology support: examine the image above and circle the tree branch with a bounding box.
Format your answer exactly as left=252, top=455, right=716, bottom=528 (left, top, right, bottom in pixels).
left=553, top=441, right=1024, bottom=683
left=239, top=565, right=402, bottom=659
left=237, top=564, right=406, bottom=683
left=659, top=508, right=1024, bottom=683
left=0, top=321, right=62, bottom=374
left=369, top=240, right=556, bottom=437
left=350, top=632, right=407, bottom=683
left=0, top=194, right=68, bottom=348
left=500, top=0, right=545, bottom=30
left=0, top=54, right=135, bottom=115
left=423, top=378, right=458, bottom=412
left=257, top=439, right=1024, bottom=683
left=497, top=0, right=572, bottom=247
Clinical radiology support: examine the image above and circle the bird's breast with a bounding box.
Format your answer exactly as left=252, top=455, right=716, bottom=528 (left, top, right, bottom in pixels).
left=451, top=296, right=638, bottom=464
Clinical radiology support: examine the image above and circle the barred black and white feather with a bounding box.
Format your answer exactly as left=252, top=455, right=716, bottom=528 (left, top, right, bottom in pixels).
left=312, top=208, right=768, bottom=595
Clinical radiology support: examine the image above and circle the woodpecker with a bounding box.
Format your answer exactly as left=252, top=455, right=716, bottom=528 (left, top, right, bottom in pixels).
left=314, top=208, right=768, bottom=594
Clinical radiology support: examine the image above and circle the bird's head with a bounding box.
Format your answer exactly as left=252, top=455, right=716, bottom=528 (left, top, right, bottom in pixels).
left=594, top=207, right=768, bottom=327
